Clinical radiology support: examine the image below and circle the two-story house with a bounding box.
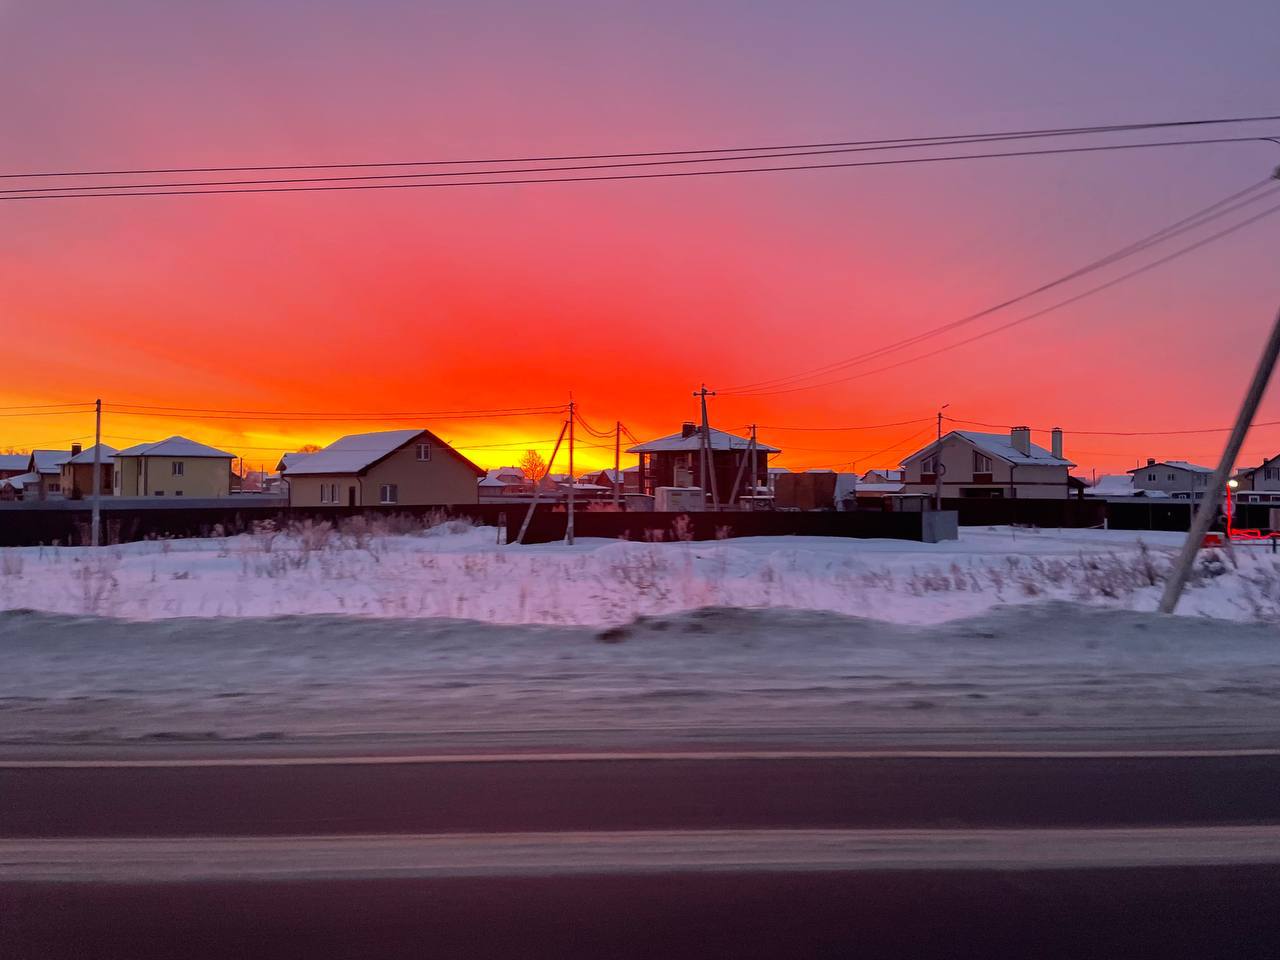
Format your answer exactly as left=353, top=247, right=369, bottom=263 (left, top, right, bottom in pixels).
left=1233, top=454, right=1280, bottom=504
left=1127, top=459, right=1212, bottom=500
left=900, top=426, right=1075, bottom=500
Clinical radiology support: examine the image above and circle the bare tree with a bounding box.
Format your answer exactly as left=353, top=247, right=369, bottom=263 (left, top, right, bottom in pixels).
left=518, top=448, right=548, bottom=482
left=298, top=443, right=322, bottom=454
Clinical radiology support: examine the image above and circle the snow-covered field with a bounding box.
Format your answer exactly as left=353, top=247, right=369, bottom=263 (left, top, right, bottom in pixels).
left=2, top=524, right=1278, bottom=748
left=0, top=521, right=1278, bottom=625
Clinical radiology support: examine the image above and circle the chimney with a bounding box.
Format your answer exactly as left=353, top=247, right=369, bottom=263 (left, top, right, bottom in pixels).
left=1010, top=426, right=1031, bottom=457
left=1147, top=457, right=1156, bottom=467
left=681, top=422, right=698, bottom=438
left=70, top=443, right=82, bottom=457
left=1051, top=427, right=1063, bottom=460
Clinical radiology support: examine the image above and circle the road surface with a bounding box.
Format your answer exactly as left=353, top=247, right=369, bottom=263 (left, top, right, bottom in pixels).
left=3, top=749, right=1280, bottom=958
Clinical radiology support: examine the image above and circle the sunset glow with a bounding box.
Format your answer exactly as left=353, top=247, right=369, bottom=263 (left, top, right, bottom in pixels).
left=3, top=2, right=1278, bottom=478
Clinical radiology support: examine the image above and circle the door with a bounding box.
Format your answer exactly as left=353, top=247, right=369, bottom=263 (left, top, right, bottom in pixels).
left=348, top=486, right=356, bottom=507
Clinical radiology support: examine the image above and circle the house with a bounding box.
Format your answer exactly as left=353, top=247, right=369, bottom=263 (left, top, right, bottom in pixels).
left=1127, top=459, right=1213, bottom=501
left=283, top=428, right=483, bottom=506
left=0, top=454, right=28, bottom=480
left=59, top=443, right=116, bottom=499
left=275, top=452, right=314, bottom=473
left=114, top=437, right=235, bottom=497
left=900, top=426, right=1075, bottom=500
left=579, top=469, right=626, bottom=498
left=0, top=471, right=38, bottom=501
left=478, top=467, right=532, bottom=500
left=25, top=447, right=76, bottom=500
left=627, top=423, right=780, bottom=506
left=1233, top=455, right=1280, bottom=504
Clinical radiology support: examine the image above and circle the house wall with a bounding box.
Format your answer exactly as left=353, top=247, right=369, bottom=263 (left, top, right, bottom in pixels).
left=288, top=441, right=480, bottom=507
left=60, top=462, right=114, bottom=498
left=1131, top=465, right=1210, bottom=499
left=114, top=456, right=230, bottom=497
left=902, top=437, right=1070, bottom=500
left=1238, top=459, right=1280, bottom=492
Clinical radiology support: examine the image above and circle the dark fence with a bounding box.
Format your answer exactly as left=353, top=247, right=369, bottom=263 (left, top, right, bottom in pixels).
left=940, top=498, right=1106, bottom=528
left=508, top=509, right=939, bottom=545
left=1104, top=500, right=1195, bottom=532
left=0, top=502, right=517, bottom=547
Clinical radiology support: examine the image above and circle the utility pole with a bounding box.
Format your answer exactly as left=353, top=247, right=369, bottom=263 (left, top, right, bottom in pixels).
left=90, top=398, right=102, bottom=547
left=613, top=420, right=622, bottom=509
left=516, top=420, right=568, bottom=545
left=934, top=403, right=950, bottom=511
left=567, top=398, right=576, bottom=545
left=1160, top=305, right=1280, bottom=613
left=694, top=384, right=720, bottom=510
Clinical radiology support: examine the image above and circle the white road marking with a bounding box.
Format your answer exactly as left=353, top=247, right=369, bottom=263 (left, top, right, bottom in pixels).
left=5, top=827, right=1280, bottom=882
left=2, top=747, right=1280, bottom=768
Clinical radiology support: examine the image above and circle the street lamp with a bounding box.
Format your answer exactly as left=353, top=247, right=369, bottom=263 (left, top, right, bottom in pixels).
left=1227, top=478, right=1239, bottom=539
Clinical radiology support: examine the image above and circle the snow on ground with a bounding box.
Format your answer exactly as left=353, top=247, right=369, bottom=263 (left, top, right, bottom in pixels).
left=0, top=522, right=1278, bottom=625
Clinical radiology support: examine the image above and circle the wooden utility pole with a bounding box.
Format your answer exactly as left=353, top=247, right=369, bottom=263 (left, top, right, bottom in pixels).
left=694, top=384, right=719, bottom=510
left=613, top=420, right=622, bottom=508
left=1160, top=306, right=1280, bottom=613
left=90, top=398, right=102, bottom=547
left=567, top=399, right=576, bottom=545
left=934, top=403, right=949, bottom=511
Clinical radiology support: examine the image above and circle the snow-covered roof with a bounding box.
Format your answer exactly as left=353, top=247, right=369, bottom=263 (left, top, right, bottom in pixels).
left=1126, top=460, right=1213, bottom=475
left=0, top=454, right=28, bottom=473
left=65, top=443, right=118, bottom=465
left=905, top=431, right=1074, bottom=468
left=283, top=429, right=422, bottom=476
left=278, top=452, right=313, bottom=471
left=768, top=467, right=791, bottom=475
left=484, top=467, right=526, bottom=483
left=115, top=436, right=234, bottom=459
left=627, top=426, right=780, bottom=454
left=477, top=477, right=506, bottom=488
left=854, top=482, right=906, bottom=494
left=1084, top=474, right=1135, bottom=497
left=1, top=471, right=37, bottom=489
left=29, top=449, right=72, bottom=474
left=862, top=469, right=904, bottom=482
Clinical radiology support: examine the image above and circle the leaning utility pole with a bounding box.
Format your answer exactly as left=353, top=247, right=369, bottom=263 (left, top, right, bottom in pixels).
left=694, top=384, right=720, bottom=510
left=515, top=420, right=568, bottom=545
left=567, top=398, right=576, bottom=545
left=1159, top=305, right=1280, bottom=613
left=90, top=398, right=102, bottom=547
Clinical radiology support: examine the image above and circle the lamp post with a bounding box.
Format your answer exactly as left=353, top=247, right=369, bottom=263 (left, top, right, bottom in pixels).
left=1226, top=478, right=1239, bottom=539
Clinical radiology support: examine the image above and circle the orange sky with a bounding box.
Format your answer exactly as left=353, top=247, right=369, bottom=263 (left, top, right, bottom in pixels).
left=3, top=2, right=1279, bottom=478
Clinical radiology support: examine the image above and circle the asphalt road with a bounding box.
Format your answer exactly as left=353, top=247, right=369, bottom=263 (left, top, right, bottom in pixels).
left=4, top=751, right=1279, bottom=958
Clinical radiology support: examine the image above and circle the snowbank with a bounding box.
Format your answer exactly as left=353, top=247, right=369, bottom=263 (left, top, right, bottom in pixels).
left=0, top=523, right=1276, bottom=625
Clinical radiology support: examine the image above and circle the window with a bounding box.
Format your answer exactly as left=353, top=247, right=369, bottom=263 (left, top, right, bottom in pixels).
left=320, top=484, right=330, bottom=504
left=172, top=461, right=184, bottom=477
left=972, top=452, right=992, bottom=474
left=921, top=457, right=936, bottom=474
left=379, top=483, right=398, bottom=504
left=49, top=482, right=61, bottom=493
left=174, top=490, right=183, bottom=497
left=1147, top=473, right=1156, bottom=482
left=416, top=443, right=431, bottom=462
left=329, top=483, right=338, bottom=503
left=154, top=490, right=164, bottom=496
left=1267, top=468, right=1279, bottom=482
left=1167, top=473, right=1176, bottom=482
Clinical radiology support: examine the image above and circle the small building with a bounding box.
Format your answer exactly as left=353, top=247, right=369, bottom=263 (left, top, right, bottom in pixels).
left=627, top=423, right=779, bottom=506
left=861, top=469, right=904, bottom=484
left=59, top=443, right=116, bottom=499
left=284, top=428, right=482, bottom=506
left=0, top=454, right=28, bottom=481
left=25, top=448, right=76, bottom=500
left=0, top=471, right=38, bottom=501
left=901, top=426, right=1075, bottom=500
left=1127, top=459, right=1212, bottom=501
left=114, top=437, right=235, bottom=498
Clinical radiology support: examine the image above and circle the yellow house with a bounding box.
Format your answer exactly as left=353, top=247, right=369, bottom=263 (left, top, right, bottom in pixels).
left=113, top=436, right=235, bottom=498
left=60, top=443, right=116, bottom=499
left=284, top=428, right=482, bottom=507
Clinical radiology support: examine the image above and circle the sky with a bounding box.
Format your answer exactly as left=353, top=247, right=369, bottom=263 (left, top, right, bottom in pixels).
left=2, top=0, right=1279, bottom=477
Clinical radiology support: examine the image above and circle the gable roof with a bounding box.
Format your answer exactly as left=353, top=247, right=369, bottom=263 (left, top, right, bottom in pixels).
left=115, top=436, right=234, bottom=458
left=627, top=426, right=780, bottom=454
left=1, top=471, right=38, bottom=489
left=283, top=429, right=484, bottom=477
left=0, top=454, right=28, bottom=473
left=29, top=449, right=73, bottom=474
left=1126, top=460, right=1213, bottom=475
left=903, top=430, right=1075, bottom=468
left=276, top=452, right=313, bottom=472
left=65, top=443, right=118, bottom=465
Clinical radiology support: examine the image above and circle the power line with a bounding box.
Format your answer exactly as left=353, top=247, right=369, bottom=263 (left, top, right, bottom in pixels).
left=0, top=401, right=94, bottom=411
left=10, top=114, right=1277, bottom=181
left=753, top=417, right=933, bottom=431
left=720, top=178, right=1280, bottom=395
left=105, top=400, right=564, bottom=416
left=719, top=197, right=1280, bottom=398
left=6, top=134, right=1275, bottom=201
left=945, top=415, right=1280, bottom=437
